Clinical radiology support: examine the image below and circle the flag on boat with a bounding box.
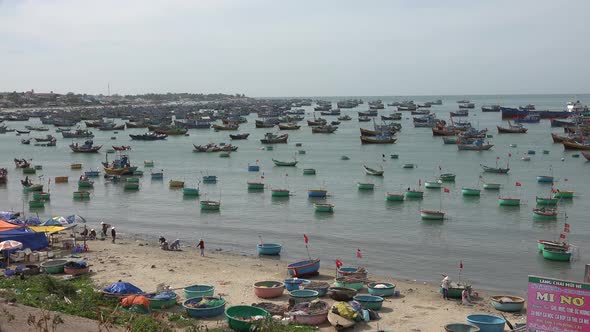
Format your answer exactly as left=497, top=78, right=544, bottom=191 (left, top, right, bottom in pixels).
left=515, top=182, right=522, bottom=186
left=335, top=259, right=343, bottom=268
left=564, top=223, right=570, bottom=233
left=560, top=233, right=566, bottom=239
left=508, top=153, right=512, bottom=157
left=356, top=248, right=362, bottom=258
left=460, top=260, right=463, bottom=269
left=303, top=234, right=309, bottom=244
left=496, top=157, right=500, bottom=160
left=444, top=187, right=450, bottom=193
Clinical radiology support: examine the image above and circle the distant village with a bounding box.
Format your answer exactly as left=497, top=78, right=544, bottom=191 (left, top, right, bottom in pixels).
left=0, top=90, right=248, bottom=109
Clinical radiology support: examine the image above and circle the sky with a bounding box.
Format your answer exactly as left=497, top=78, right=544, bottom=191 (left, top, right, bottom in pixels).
left=0, top=0, right=589, bottom=97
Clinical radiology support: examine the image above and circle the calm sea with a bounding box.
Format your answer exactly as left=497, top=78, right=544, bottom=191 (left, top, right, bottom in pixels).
left=1, top=94, right=589, bottom=293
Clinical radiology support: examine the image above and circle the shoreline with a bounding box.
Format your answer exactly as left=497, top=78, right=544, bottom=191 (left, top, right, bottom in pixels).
left=79, top=234, right=527, bottom=331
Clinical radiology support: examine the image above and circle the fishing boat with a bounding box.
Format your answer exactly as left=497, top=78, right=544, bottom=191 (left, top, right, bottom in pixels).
left=260, top=133, right=288, bottom=144
left=154, top=127, right=189, bottom=135
left=271, top=189, right=290, bottom=197
left=581, top=151, right=590, bottom=160
left=77, top=179, right=94, bottom=188
left=562, top=140, right=590, bottom=150
left=457, top=140, right=494, bottom=151
left=16, top=130, right=30, bottom=134
left=129, top=132, right=168, bottom=140
left=22, top=183, right=43, bottom=192
left=62, top=129, right=94, bottom=138
left=308, top=189, right=327, bottom=198
left=278, top=123, right=301, bottom=130
left=73, top=191, right=91, bottom=199
left=70, top=140, right=102, bottom=153
left=183, top=187, right=200, bottom=196
left=21, top=138, right=31, bottom=145
left=255, top=120, right=276, bottom=128
left=247, top=182, right=264, bottom=190
left=112, top=145, right=131, bottom=151
left=424, top=181, right=441, bottom=189
left=337, top=115, right=352, bottom=121
left=480, top=164, right=510, bottom=174
left=143, top=160, right=154, bottom=167
left=29, top=199, right=45, bottom=208
left=536, top=175, right=554, bottom=183
left=303, top=168, right=316, bottom=175
left=202, top=175, right=217, bottom=183
left=438, top=173, right=456, bottom=182
left=482, top=105, right=501, bottom=112
left=84, top=170, right=100, bottom=177
left=229, top=133, right=250, bottom=140
left=420, top=210, right=445, bottom=220
left=363, top=165, right=384, bottom=176
left=385, top=192, right=404, bottom=201
left=461, top=188, right=481, bottom=196
left=359, top=135, right=397, bottom=144
left=272, top=159, right=298, bottom=167
left=311, top=125, right=338, bottom=133
left=169, top=180, right=184, bottom=188
left=32, top=191, right=50, bottom=200
left=533, top=207, right=558, bottom=220
left=405, top=190, right=424, bottom=199
left=123, top=182, right=139, bottom=190
left=498, top=197, right=521, bottom=206
left=536, top=196, right=558, bottom=206
left=314, top=203, right=334, bottom=213
left=14, top=159, right=31, bottom=168
left=542, top=248, right=572, bottom=262
left=497, top=122, right=528, bottom=133
left=287, top=259, right=320, bottom=277
left=70, top=163, right=82, bottom=170
left=514, top=114, right=540, bottom=123
left=538, top=240, right=569, bottom=252
left=200, top=200, right=221, bottom=211
left=151, top=171, right=163, bottom=179
left=102, top=153, right=136, bottom=175
left=357, top=182, right=374, bottom=190
left=23, top=167, right=36, bottom=174
left=257, top=243, right=282, bottom=255
left=483, top=183, right=501, bottom=190
left=450, top=110, right=469, bottom=117
left=359, top=128, right=395, bottom=137
left=98, top=123, right=125, bottom=131
left=34, top=135, right=55, bottom=142
left=553, top=190, right=574, bottom=199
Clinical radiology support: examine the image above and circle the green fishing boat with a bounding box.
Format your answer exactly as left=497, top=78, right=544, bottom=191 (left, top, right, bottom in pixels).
left=126, top=177, right=140, bottom=183
left=183, top=187, right=200, bottom=196
left=385, top=192, right=405, bottom=201
left=124, top=183, right=139, bottom=190
left=357, top=182, right=374, bottom=190
left=133, top=170, right=144, bottom=176
left=200, top=200, right=220, bottom=211
left=341, top=155, right=350, bottom=160
left=461, top=188, right=481, bottom=196
left=553, top=190, right=574, bottom=199
left=29, top=199, right=45, bottom=208
left=298, top=150, right=306, bottom=155
left=537, top=240, right=568, bottom=252
left=73, top=191, right=91, bottom=199
left=542, top=248, right=571, bottom=262
left=405, top=190, right=424, bottom=199
left=23, top=184, right=43, bottom=192
left=272, top=159, right=298, bottom=167
left=420, top=210, right=445, bottom=220
left=483, top=183, right=501, bottom=190
left=533, top=208, right=557, bottom=220
left=78, top=180, right=94, bottom=188
left=498, top=197, right=520, bottom=206
left=271, top=189, right=290, bottom=197
left=438, top=173, right=456, bottom=182
left=23, top=167, right=36, bottom=174
left=314, top=203, right=334, bottom=213
left=219, top=152, right=231, bottom=158
left=536, top=196, right=558, bottom=206
left=144, top=160, right=154, bottom=167
left=303, top=168, right=316, bottom=175
left=424, top=181, right=441, bottom=189
left=402, top=163, right=415, bottom=169
left=247, top=182, right=265, bottom=190
left=33, top=192, right=50, bottom=200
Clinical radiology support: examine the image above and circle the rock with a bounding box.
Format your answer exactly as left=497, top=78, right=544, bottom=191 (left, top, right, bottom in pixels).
left=151, top=265, right=156, bottom=269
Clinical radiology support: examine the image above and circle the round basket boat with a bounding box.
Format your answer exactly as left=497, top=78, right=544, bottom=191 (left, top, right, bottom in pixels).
left=489, top=295, right=525, bottom=312
left=16, top=264, right=40, bottom=276
left=225, top=305, right=270, bottom=332
left=40, top=259, right=68, bottom=274
left=353, top=295, right=384, bottom=310
left=184, top=284, right=215, bottom=300
left=64, top=265, right=89, bottom=276
left=444, top=323, right=481, bottom=332
left=367, top=282, right=396, bottom=297
left=466, top=314, right=505, bottom=332
left=327, top=287, right=357, bottom=301
left=253, top=281, right=284, bottom=299
left=183, top=297, right=226, bottom=318
left=146, top=292, right=178, bottom=309
left=336, top=267, right=368, bottom=280
left=303, top=281, right=330, bottom=297
left=284, top=278, right=310, bottom=291
left=289, top=289, right=319, bottom=304
left=334, top=277, right=364, bottom=291
left=288, top=301, right=329, bottom=326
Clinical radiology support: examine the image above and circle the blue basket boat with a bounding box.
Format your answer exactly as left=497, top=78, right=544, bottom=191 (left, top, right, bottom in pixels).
left=367, top=282, right=396, bottom=297
left=307, top=189, right=327, bottom=198
left=257, top=243, right=282, bottom=255
left=466, top=314, right=505, bottom=332
left=287, top=259, right=320, bottom=277
left=248, top=165, right=260, bottom=172
left=183, top=297, right=226, bottom=318
left=536, top=175, right=554, bottom=183
left=289, top=289, right=319, bottom=304
left=284, top=278, right=311, bottom=291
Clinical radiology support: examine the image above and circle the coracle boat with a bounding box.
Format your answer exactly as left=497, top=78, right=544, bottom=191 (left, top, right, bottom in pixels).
left=536, top=175, right=554, bottom=183
left=360, top=135, right=397, bottom=144
left=385, top=192, right=404, bottom=201
left=151, top=171, right=163, bottom=179
left=363, top=165, right=384, bottom=176
left=314, top=203, right=334, bottom=213
left=169, top=180, right=184, bottom=188
left=229, top=133, right=249, bottom=140
left=303, top=168, right=316, bottom=175
left=308, top=189, right=327, bottom=198
left=480, top=164, right=509, bottom=174
left=405, top=190, right=424, bottom=199
left=260, top=133, right=288, bottom=144
left=536, top=196, right=558, bottom=206
left=542, top=247, right=572, bottom=262
left=70, top=141, right=102, bottom=153
left=421, top=210, right=445, bottom=220
left=256, top=243, right=282, bottom=255
left=247, top=182, right=264, bottom=190
left=533, top=207, right=558, bottom=220
left=78, top=179, right=94, bottom=188
left=287, top=259, right=320, bottom=277
left=271, top=189, right=290, bottom=197
left=490, top=295, right=525, bottom=312
left=357, top=182, right=374, bottom=190
left=438, top=173, right=456, bottom=182
left=29, top=199, right=45, bottom=208
left=424, top=180, right=441, bottom=189
left=553, top=190, right=574, bottom=199
left=272, top=159, right=298, bottom=167
left=538, top=240, right=569, bottom=252
left=183, top=187, right=200, bottom=196
left=73, top=191, right=91, bottom=199
left=499, top=197, right=521, bottom=206
left=200, top=200, right=221, bottom=211
left=462, top=188, right=481, bottom=196
left=32, top=191, right=50, bottom=200
left=482, top=183, right=501, bottom=190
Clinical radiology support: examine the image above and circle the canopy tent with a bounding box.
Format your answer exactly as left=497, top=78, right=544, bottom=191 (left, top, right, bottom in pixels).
left=0, top=227, right=48, bottom=251
left=0, top=211, right=20, bottom=222
left=30, top=226, right=66, bottom=235
left=0, top=220, right=22, bottom=232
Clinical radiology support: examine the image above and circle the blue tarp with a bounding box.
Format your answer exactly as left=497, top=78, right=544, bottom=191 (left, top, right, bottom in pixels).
left=24, top=217, right=41, bottom=226
left=0, top=211, right=20, bottom=222
left=103, top=281, right=143, bottom=295
left=0, top=227, right=48, bottom=251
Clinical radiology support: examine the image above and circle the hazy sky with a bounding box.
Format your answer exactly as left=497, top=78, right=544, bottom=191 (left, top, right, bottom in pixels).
left=1, top=0, right=588, bottom=97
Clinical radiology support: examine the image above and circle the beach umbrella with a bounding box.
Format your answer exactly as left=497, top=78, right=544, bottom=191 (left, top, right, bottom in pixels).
left=0, top=240, right=22, bottom=267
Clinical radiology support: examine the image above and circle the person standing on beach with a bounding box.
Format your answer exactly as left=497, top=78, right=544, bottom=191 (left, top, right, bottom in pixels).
left=101, top=222, right=108, bottom=238
left=441, top=275, right=450, bottom=300
left=111, top=227, right=116, bottom=243
left=197, top=239, right=204, bottom=256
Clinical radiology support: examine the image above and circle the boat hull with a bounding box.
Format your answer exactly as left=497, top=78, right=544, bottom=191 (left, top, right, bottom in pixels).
left=405, top=191, right=423, bottom=199
left=357, top=183, right=375, bottom=190
left=499, top=198, right=520, bottom=206
left=308, top=190, right=327, bottom=198
left=257, top=243, right=282, bottom=255
left=183, top=188, right=200, bottom=196
left=536, top=197, right=558, bottom=206
left=271, top=189, right=290, bottom=197
left=287, top=259, right=320, bottom=277
left=542, top=248, right=571, bottom=262
left=483, top=183, right=501, bottom=190
left=438, top=174, right=456, bottom=182
left=462, top=188, right=481, bottom=196
left=536, top=176, right=554, bottom=183
left=385, top=193, right=404, bottom=201
left=314, top=203, right=334, bottom=213
left=553, top=191, right=574, bottom=199
left=424, top=181, right=441, bottom=189
left=421, top=210, right=444, bottom=220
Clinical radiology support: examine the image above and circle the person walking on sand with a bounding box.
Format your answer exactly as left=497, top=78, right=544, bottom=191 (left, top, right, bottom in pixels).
left=197, top=239, right=205, bottom=257
left=101, top=222, right=108, bottom=238
left=441, top=275, right=451, bottom=300
left=111, top=227, right=116, bottom=243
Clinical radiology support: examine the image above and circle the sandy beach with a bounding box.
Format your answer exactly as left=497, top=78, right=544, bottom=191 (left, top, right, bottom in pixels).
left=64, top=235, right=527, bottom=331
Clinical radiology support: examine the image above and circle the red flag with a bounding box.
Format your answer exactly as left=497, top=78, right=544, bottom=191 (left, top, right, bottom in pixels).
left=303, top=234, right=309, bottom=244
left=444, top=188, right=450, bottom=193
left=335, top=259, right=343, bottom=268
left=418, top=179, right=421, bottom=186
left=508, top=153, right=512, bottom=157
left=261, top=172, right=265, bottom=179
left=356, top=248, right=362, bottom=258
left=515, top=182, right=522, bottom=187
left=560, top=233, right=566, bottom=239
left=460, top=260, right=463, bottom=269
left=496, top=157, right=500, bottom=160
left=564, top=223, right=570, bottom=233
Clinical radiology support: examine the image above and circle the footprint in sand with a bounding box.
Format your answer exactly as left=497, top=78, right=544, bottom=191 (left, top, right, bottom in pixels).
left=412, top=305, right=437, bottom=310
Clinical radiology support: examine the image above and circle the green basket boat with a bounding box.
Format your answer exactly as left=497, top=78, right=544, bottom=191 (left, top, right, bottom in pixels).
left=542, top=248, right=571, bottom=262
left=438, top=173, right=456, bottom=182
left=23, top=167, right=36, bottom=174
left=498, top=197, right=520, bottom=206
left=536, top=196, right=558, bottom=206
left=461, top=188, right=481, bottom=196
left=33, top=192, right=50, bottom=200
left=553, top=191, right=574, bottom=199
left=424, top=181, right=441, bottom=189
left=225, top=305, right=270, bottom=332
left=271, top=189, right=290, bottom=197
left=200, top=200, right=221, bottom=211
left=126, top=177, right=140, bottom=183
left=405, top=190, right=423, bottom=199
left=124, top=183, right=139, bottom=190
left=78, top=180, right=94, bottom=188
left=440, top=283, right=471, bottom=299
left=183, top=187, right=200, bottom=196
left=23, top=184, right=44, bottom=192
left=29, top=199, right=45, bottom=208
left=247, top=182, right=265, bottom=190
left=385, top=192, right=404, bottom=201
left=147, top=293, right=177, bottom=309
left=533, top=208, right=557, bottom=220
left=144, top=160, right=155, bottom=167
left=219, top=152, right=231, bottom=158
left=133, top=170, right=144, bottom=176
left=314, top=203, right=334, bottom=213
left=483, top=183, right=501, bottom=190
left=73, top=191, right=91, bottom=199
left=420, top=210, right=445, bottom=220
left=303, top=168, right=316, bottom=175
left=357, top=182, right=374, bottom=190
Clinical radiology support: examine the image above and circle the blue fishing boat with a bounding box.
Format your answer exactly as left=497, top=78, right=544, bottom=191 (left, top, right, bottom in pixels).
left=256, top=243, right=282, bottom=255
left=536, top=175, right=554, bottom=183
left=287, top=259, right=321, bottom=277
left=308, top=189, right=327, bottom=198
left=151, top=171, right=163, bottom=179
left=203, top=175, right=217, bottom=183
left=248, top=164, right=260, bottom=172
left=84, top=170, right=100, bottom=177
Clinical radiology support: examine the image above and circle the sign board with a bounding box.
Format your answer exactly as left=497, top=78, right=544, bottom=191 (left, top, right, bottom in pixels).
left=528, top=276, right=590, bottom=331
